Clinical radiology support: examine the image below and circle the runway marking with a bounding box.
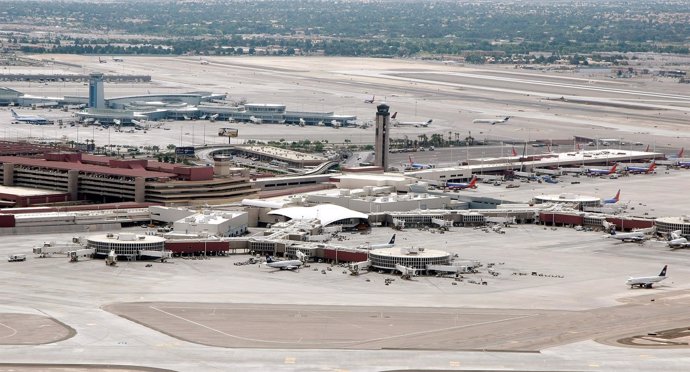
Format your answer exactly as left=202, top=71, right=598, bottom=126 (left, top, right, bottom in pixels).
left=0, top=322, right=18, bottom=339
left=150, top=305, right=533, bottom=317
left=149, top=306, right=539, bottom=344
left=148, top=305, right=538, bottom=346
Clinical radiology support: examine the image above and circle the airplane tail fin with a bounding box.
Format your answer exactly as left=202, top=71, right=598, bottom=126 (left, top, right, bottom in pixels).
left=389, top=234, right=396, bottom=245
left=659, top=265, right=667, bottom=277
left=511, top=147, right=517, bottom=157
left=678, top=148, right=684, bottom=158
left=426, top=119, right=432, bottom=124
left=391, top=112, right=397, bottom=119
left=408, top=155, right=413, bottom=165
left=612, top=189, right=620, bottom=203
left=265, top=254, right=274, bottom=263
left=468, top=175, right=478, bottom=188
left=10, top=109, right=17, bottom=118
left=609, top=163, right=618, bottom=174
left=645, top=144, right=650, bottom=152
left=648, top=162, right=656, bottom=173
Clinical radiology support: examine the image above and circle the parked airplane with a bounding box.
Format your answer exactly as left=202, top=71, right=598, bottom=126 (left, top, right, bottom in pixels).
left=668, top=147, right=684, bottom=159
left=668, top=230, right=690, bottom=249
left=249, top=116, right=263, bottom=124
left=473, top=116, right=510, bottom=125
left=607, top=229, right=646, bottom=242
left=408, top=156, right=434, bottom=170
left=625, top=162, right=656, bottom=174
left=446, top=175, right=478, bottom=190
left=626, top=265, right=667, bottom=288
left=587, top=163, right=617, bottom=176
left=359, top=235, right=396, bottom=250
left=364, top=95, right=375, bottom=104
left=541, top=175, right=559, bottom=184
left=391, top=112, right=432, bottom=127
left=298, top=118, right=306, bottom=127
left=10, top=110, right=51, bottom=125
left=603, top=190, right=621, bottom=204
left=511, top=147, right=518, bottom=157
left=265, top=251, right=306, bottom=270
left=331, top=120, right=341, bottom=129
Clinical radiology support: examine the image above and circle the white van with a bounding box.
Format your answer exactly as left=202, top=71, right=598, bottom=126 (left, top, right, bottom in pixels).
left=8, top=254, right=26, bottom=262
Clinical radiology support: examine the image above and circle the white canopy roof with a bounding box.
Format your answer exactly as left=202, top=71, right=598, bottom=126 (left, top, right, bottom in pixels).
left=268, top=204, right=368, bottom=226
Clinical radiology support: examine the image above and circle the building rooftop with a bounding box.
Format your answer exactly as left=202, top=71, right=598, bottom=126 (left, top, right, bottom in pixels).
left=242, top=146, right=326, bottom=162
left=0, top=155, right=175, bottom=179
left=269, top=204, right=368, bottom=226
left=0, top=185, right=65, bottom=197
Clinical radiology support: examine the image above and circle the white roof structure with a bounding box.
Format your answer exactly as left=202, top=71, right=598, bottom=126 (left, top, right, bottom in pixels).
left=268, top=204, right=368, bottom=226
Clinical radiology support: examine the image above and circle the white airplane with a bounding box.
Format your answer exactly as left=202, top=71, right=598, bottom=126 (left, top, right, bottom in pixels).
left=390, top=112, right=432, bottom=127
left=298, top=118, right=306, bottom=127
left=113, top=119, right=122, bottom=126
left=10, top=109, right=51, bottom=125
left=607, top=229, right=646, bottom=242
left=249, top=116, right=263, bottom=124
left=209, top=114, right=219, bottom=122
left=331, top=120, right=341, bottom=128
left=112, top=57, right=124, bottom=62
left=473, top=116, right=510, bottom=125
left=199, top=114, right=208, bottom=120
left=668, top=230, right=690, bottom=249
left=358, top=235, right=396, bottom=250
left=264, top=251, right=306, bottom=270
left=626, top=265, right=667, bottom=288
left=407, top=155, right=434, bottom=170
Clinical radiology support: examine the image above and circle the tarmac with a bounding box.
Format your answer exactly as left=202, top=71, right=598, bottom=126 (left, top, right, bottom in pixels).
left=1, top=220, right=690, bottom=370
left=2, top=55, right=689, bottom=151
left=1, top=56, right=690, bottom=371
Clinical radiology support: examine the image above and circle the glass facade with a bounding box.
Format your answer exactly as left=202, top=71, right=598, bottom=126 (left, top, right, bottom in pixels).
left=87, top=239, right=164, bottom=256
left=370, top=250, right=450, bottom=270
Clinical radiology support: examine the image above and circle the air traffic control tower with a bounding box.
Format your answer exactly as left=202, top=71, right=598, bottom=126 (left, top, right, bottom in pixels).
left=374, top=103, right=390, bottom=170
left=88, top=73, right=105, bottom=109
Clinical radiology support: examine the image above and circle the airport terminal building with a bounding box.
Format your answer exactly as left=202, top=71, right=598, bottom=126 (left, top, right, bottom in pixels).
left=0, top=152, right=259, bottom=206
